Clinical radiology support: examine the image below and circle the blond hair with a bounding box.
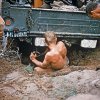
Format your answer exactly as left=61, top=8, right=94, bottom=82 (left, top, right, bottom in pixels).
left=44, top=31, right=57, bottom=44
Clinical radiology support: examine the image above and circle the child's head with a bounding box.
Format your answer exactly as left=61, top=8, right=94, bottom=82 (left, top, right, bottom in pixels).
left=44, top=31, right=57, bottom=45
left=86, top=2, right=100, bottom=19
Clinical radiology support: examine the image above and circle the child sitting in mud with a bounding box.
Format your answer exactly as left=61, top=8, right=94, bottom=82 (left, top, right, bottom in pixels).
left=30, top=31, right=70, bottom=74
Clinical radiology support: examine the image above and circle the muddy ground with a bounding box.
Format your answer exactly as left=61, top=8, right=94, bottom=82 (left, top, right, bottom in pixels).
left=0, top=42, right=100, bottom=100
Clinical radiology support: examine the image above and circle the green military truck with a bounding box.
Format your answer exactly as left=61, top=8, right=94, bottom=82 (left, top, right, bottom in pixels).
left=1, top=0, right=100, bottom=65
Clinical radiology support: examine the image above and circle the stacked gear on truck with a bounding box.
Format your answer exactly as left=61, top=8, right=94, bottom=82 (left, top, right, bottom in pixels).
left=42, top=0, right=87, bottom=8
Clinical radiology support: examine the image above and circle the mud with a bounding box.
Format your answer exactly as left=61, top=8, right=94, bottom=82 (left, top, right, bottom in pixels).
left=0, top=43, right=100, bottom=100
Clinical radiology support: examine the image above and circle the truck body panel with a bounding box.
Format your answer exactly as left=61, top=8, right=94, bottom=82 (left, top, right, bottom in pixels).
left=2, top=6, right=100, bottom=38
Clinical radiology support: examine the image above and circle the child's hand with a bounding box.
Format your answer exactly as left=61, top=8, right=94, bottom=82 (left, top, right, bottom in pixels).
left=30, top=52, right=37, bottom=60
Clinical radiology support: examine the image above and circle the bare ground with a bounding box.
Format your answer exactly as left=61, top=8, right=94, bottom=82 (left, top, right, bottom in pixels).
left=0, top=43, right=100, bottom=100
